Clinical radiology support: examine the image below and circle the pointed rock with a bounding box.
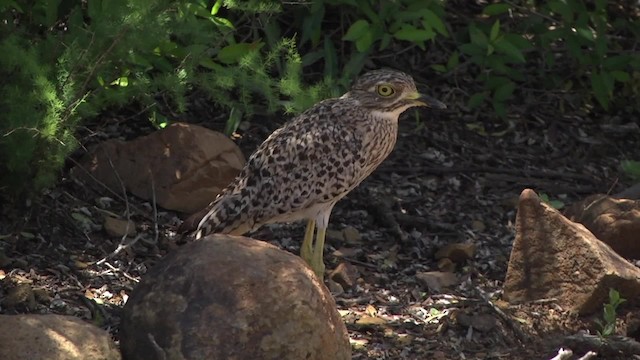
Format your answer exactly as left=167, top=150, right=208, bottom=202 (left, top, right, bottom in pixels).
left=503, top=189, right=640, bottom=314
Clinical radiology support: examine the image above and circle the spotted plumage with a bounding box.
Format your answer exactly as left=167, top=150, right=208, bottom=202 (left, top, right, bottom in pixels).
left=192, top=69, right=445, bottom=277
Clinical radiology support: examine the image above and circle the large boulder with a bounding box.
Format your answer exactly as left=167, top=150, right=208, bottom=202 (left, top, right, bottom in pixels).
left=564, top=194, right=640, bottom=259
left=503, top=189, right=640, bottom=314
left=0, top=314, right=120, bottom=360
left=71, top=123, right=244, bottom=213
left=120, top=234, right=351, bottom=360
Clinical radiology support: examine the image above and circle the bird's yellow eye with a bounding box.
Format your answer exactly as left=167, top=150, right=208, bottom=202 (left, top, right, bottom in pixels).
left=376, top=84, right=395, bottom=97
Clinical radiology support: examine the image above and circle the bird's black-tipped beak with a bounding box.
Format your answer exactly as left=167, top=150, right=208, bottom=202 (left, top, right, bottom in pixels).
left=412, top=92, right=446, bottom=109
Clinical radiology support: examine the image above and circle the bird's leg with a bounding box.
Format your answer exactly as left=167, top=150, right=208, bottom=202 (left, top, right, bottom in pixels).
left=300, top=219, right=315, bottom=265
left=310, top=226, right=326, bottom=278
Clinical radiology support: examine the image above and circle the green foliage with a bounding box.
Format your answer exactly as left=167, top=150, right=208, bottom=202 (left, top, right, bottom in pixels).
left=456, top=19, right=530, bottom=118
left=0, top=0, right=320, bottom=199
left=621, top=160, right=640, bottom=181
left=538, top=193, right=565, bottom=210
left=289, top=0, right=448, bottom=92
left=595, top=288, right=626, bottom=338
left=450, top=0, right=640, bottom=116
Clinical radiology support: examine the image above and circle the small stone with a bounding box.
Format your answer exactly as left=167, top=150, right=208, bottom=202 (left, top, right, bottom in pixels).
left=33, top=288, right=52, bottom=303
left=3, top=284, right=36, bottom=309
left=332, top=247, right=363, bottom=258
left=457, top=313, right=497, bottom=332
left=342, top=226, right=362, bottom=244
left=326, top=229, right=345, bottom=242
left=327, top=279, right=344, bottom=296
left=437, top=258, right=456, bottom=273
left=330, top=262, right=359, bottom=290
left=72, top=260, right=90, bottom=270
left=416, top=271, right=459, bottom=292
left=355, top=315, right=387, bottom=326
left=471, top=220, right=486, bottom=232
left=103, top=216, right=136, bottom=237
left=435, top=243, right=476, bottom=263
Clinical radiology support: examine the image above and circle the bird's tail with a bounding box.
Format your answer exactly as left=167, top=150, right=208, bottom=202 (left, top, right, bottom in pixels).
left=192, top=193, right=253, bottom=239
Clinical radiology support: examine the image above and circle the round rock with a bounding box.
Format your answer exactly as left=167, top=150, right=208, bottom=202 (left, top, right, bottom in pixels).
left=120, top=234, right=350, bottom=360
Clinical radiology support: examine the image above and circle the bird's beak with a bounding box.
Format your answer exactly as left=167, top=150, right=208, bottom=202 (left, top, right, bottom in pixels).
left=408, top=91, right=446, bottom=109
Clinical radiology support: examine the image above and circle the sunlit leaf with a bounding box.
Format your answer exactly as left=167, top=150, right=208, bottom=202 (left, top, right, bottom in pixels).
left=217, top=42, right=263, bottom=64
left=343, top=20, right=370, bottom=41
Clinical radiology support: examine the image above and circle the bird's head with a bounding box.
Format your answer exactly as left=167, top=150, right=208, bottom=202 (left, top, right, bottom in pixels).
left=345, top=69, right=446, bottom=118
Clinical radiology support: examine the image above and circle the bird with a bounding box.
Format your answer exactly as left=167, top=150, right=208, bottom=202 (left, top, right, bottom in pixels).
left=190, top=68, right=445, bottom=278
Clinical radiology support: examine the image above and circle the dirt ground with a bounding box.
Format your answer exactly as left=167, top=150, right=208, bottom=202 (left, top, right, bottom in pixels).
left=1, top=80, right=639, bottom=360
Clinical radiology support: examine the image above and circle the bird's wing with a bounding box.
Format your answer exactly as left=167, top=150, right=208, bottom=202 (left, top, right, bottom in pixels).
left=198, top=100, right=369, bottom=235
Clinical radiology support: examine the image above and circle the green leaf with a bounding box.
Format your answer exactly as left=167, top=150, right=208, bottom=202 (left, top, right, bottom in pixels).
left=548, top=0, right=573, bottom=22
left=394, top=25, right=435, bottom=43
left=494, top=38, right=526, bottom=63
left=469, top=24, right=488, bottom=47
left=446, top=51, right=459, bottom=69
left=493, top=81, right=516, bottom=102
left=379, top=33, right=392, bottom=51
left=468, top=92, right=487, bottom=109
left=224, top=108, right=243, bottom=135
left=431, top=64, right=447, bottom=73
left=217, top=42, right=262, bottom=64
left=590, top=72, right=611, bottom=109
left=492, top=100, right=506, bottom=118
left=110, top=77, right=129, bottom=87
left=611, top=70, right=630, bottom=82
left=343, top=19, right=370, bottom=41
left=603, top=55, right=632, bottom=70
left=420, top=9, right=448, bottom=36
left=211, top=0, right=222, bottom=15
left=459, top=43, right=484, bottom=57
left=483, top=3, right=511, bottom=15
left=324, top=36, right=338, bottom=79
left=343, top=51, right=368, bottom=79
left=576, top=27, right=594, bottom=42
left=490, top=20, right=500, bottom=42
left=355, top=31, right=374, bottom=52
left=622, top=160, right=640, bottom=181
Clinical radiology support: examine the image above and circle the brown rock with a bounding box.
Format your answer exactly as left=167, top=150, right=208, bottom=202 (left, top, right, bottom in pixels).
left=2, top=283, right=36, bottom=310
left=330, top=262, right=360, bottom=290
left=416, top=271, right=459, bottom=292
left=120, top=234, right=350, bottom=360
left=457, top=313, right=498, bottom=332
left=503, top=189, right=640, bottom=314
left=0, top=314, right=120, bottom=360
left=71, top=123, right=245, bottom=213
left=435, top=243, right=476, bottom=263
left=103, top=216, right=136, bottom=237
left=564, top=194, right=640, bottom=259
left=437, top=258, right=456, bottom=273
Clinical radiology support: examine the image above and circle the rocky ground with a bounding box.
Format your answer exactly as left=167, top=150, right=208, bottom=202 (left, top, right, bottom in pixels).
left=0, top=82, right=639, bottom=359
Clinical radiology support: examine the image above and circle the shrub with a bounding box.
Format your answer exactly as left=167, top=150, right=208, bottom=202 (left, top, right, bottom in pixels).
left=0, top=0, right=320, bottom=200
